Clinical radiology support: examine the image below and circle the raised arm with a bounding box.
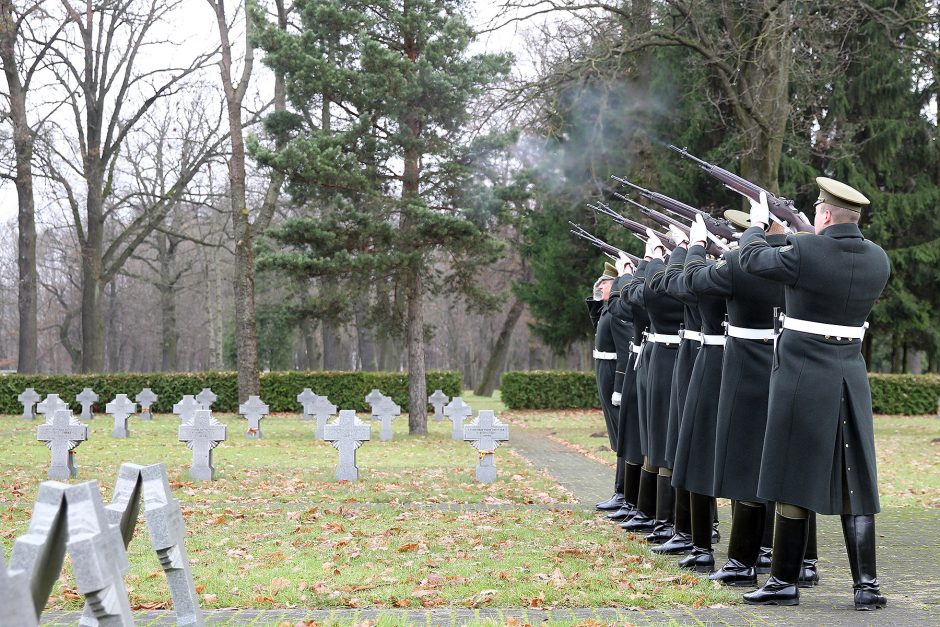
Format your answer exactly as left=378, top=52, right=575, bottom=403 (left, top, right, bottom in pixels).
left=738, top=226, right=801, bottom=285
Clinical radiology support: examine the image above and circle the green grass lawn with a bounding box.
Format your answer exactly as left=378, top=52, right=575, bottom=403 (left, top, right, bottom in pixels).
left=0, top=411, right=735, bottom=612
left=506, top=409, right=940, bottom=508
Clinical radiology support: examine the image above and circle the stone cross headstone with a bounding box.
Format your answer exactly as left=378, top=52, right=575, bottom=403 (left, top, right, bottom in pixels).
left=428, top=389, right=449, bottom=421
left=195, top=388, right=217, bottom=409
left=311, top=395, right=337, bottom=440
left=178, top=410, right=226, bottom=481
left=106, top=394, right=137, bottom=438
left=37, top=394, right=69, bottom=419
left=323, top=410, right=371, bottom=481
left=373, top=396, right=401, bottom=442
left=297, top=388, right=317, bottom=420
left=444, top=397, right=473, bottom=440
left=173, top=395, right=201, bottom=423
left=37, top=410, right=88, bottom=480
left=364, top=388, right=386, bottom=416
left=18, top=387, right=41, bottom=420
left=462, top=410, right=509, bottom=483
left=0, top=552, right=37, bottom=627
left=75, top=388, right=98, bottom=421
left=239, top=395, right=269, bottom=439
left=136, top=388, right=158, bottom=420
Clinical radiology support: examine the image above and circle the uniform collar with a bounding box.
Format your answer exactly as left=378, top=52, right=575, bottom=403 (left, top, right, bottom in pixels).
left=818, top=222, right=863, bottom=239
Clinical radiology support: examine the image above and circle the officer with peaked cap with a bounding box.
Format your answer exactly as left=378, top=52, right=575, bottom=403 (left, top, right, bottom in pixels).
left=590, top=262, right=627, bottom=512
left=738, top=178, right=890, bottom=610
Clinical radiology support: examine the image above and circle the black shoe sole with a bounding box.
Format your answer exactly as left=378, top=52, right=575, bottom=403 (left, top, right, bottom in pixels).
left=855, top=604, right=886, bottom=611
left=744, top=598, right=799, bottom=606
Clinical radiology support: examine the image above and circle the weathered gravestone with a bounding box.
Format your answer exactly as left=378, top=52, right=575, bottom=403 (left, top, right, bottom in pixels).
left=428, top=389, right=449, bottom=422
left=178, top=410, right=226, bottom=481
left=444, top=397, right=472, bottom=440
left=373, top=396, right=401, bottom=442
left=19, top=388, right=41, bottom=420
left=76, top=388, right=98, bottom=421
left=311, top=395, right=337, bottom=440
left=9, top=480, right=134, bottom=625
left=323, top=410, right=370, bottom=481
left=0, top=552, right=36, bottom=626
left=462, top=410, right=509, bottom=483
left=86, top=463, right=204, bottom=626
left=37, top=410, right=88, bottom=480
left=174, top=395, right=202, bottom=423
left=195, top=388, right=217, bottom=410
left=136, top=388, right=158, bottom=420
left=106, top=394, right=137, bottom=439
left=37, top=394, right=69, bottom=419
left=239, top=395, right=269, bottom=439
left=297, top=388, right=317, bottom=420
left=364, top=388, right=386, bottom=416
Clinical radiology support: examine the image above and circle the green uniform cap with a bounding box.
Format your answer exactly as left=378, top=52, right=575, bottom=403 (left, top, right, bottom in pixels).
left=816, top=177, right=869, bottom=213
left=723, top=209, right=751, bottom=230
left=601, top=262, right=617, bottom=279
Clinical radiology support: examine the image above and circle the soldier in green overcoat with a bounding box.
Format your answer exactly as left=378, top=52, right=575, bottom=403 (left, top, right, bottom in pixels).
left=739, top=180, right=890, bottom=610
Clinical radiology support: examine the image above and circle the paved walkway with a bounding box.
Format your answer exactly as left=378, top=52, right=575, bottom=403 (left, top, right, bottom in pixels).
left=42, top=428, right=937, bottom=626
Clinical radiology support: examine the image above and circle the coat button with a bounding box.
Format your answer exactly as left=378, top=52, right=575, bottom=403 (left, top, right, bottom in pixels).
left=825, top=334, right=830, bottom=339
left=847, top=467, right=851, bottom=471
left=850, top=490, right=854, bottom=495
left=845, top=443, right=849, bottom=448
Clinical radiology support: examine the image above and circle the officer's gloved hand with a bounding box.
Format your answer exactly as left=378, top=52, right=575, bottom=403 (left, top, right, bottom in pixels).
left=668, top=225, right=689, bottom=248
left=644, top=229, right=666, bottom=261
left=690, top=214, right=709, bottom=248
left=616, top=252, right=634, bottom=276
left=611, top=391, right=622, bottom=406
left=592, top=277, right=604, bottom=301
left=749, top=191, right=770, bottom=229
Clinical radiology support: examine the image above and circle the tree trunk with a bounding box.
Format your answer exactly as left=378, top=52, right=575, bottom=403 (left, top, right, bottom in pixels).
left=475, top=298, right=525, bottom=396
left=302, top=320, right=318, bottom=369
left=321, top=316, right=342, bottom=370
left=80, top=162, right=106, bottom=372
left=0, top=2, right=39, bottom=372
left=405, top=269, right=427, bottom=433
left=106, top=279, right=120, bottom=371
left=354, top=293, right=377, bottom=370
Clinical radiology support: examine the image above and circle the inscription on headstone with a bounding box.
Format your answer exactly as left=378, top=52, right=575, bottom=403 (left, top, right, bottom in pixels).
left=239, top=396, right=269, bottom=439
left=444, top=397, right=473, bottom=440
left=136, top=388, right=158, bottom=420
left=19, top=388, right=41, bottom=420
left=195, top=388, right=217, bottom=409
left=373, top=396, right=401, bottom=441
left=311, top=395, right=337, bottom=440
left=428, top=389, right=449, bottom=421
left=173, top=395, right=201, bottom=423
left=37, top=410, right=88, bottom=480
left=178, top=410, right=227, bottom=481
left=323, top=410, right=370, bottom=481
left=106, top=394, right=137, bottom=439
left=297, top=388, right=317, bottom=420
left=462, top=410, right=509, bottom=483
left=76, top=388, right=98, bottom=421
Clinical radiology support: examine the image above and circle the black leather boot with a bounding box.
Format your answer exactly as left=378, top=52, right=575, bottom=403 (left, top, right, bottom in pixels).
left=596, top=493, right=625, bottom=511
left=678, top=492, right=714, bottom=572
left=711, top=497, right=721, bottom=543
left=652, top=487, right=693, bottom=554
left=606, top=502, right=636, bottom=521
left=644, top=474, right=675, bottom=544
left=621, top=469, right=657, bottom=532
left=799, top=512, right=819, bottom=588
left=609, top=463, right=642, bottom=521
left=710, top=501, right=764, bottom=587
left=743, top=513, right=808, bottom=606
left=842, top=514, right=887, bottom=611
left=756, top=501, right=774, bottom=574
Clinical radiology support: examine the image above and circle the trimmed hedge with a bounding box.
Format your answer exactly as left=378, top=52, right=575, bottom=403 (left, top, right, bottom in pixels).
left=501, top=370, right=940, bottom=416
left=0, top=370, right=462, bottom=415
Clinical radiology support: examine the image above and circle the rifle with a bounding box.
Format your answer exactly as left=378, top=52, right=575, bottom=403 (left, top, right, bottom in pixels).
left=611, top=176, right=739, bottom=242
left=612, top=191, right=728, bottom=258
left=568, top=222, right=641, bottom=265
left=667, top=145, right=814, bottom=233
left=588, top=202, right=676, bottom=252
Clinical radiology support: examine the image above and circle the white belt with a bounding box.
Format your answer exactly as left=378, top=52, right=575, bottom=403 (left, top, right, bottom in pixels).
left=782, top=316, right=867, bottom=340
left=630, top=343, right=642, bottom=354
left=593, top=350, right=617, bottom=360
left=702, top=334, right=727, bottom=346
left=648, top=333, right=681, bottom=345
left=726, top=324, right=776, bottom=341
left=679, top=330, right=703, bottom=343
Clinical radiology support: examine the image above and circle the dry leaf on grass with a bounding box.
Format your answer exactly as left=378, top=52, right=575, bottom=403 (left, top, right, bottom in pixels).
left=464, top=588, right=497, bottom=608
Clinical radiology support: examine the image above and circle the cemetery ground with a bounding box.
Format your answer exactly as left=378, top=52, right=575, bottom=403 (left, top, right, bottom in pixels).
left=1, top=407, right=737, bottom=615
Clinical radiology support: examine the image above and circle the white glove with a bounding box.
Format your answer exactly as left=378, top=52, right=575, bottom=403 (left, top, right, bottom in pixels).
left=668, top=225, right=689, bottom=247
left=644, top=228, right=665, bottom=260
left=690, top=214, right=708, bottom=247
left=615, top=252, right=634, bottom=276
left=592, top=277, right=604, bottom=301
left=749, top=191, right=769, bottom=229
left=611, top=391, right=622, bottom=406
